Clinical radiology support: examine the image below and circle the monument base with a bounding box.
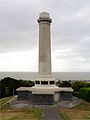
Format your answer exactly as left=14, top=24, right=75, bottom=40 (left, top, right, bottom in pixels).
left=32, top=94, right=54, bottom=105
left=17, top=86, right=73, bottom=105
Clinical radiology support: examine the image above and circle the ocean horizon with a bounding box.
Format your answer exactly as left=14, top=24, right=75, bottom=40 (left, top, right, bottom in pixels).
left=0, top=72, right=90, bottom=81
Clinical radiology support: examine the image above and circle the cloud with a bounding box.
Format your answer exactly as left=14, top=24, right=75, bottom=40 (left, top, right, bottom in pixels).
left=0, top=0, right=39, bottom=53
left=0, top=49, right=38, bottom=71
left=0, top=0, right=90, bottom=71
left=0, top=31, right=38, bottom=53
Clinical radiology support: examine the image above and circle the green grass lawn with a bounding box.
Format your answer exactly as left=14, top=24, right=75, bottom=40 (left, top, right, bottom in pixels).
left=72, top=100, right=90, bottom=110
left=0, top=109, right=43, bottom=120
left=0, top=96, right=43, bottom=120
left=0, top=96, right=14, bottom=106
left=59, top=100, right=90, bottom=120
left=59, top=111, right=70, bottom=120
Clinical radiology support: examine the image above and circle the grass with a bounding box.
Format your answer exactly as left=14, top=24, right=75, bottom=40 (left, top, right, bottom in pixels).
left=0, top=108, right=43, bottom=120
left=0, top=96, right=14, bottom=106
left=73, top=100, right=90, bottom=110
left=59, top=100, right=90, bottom=120
left=0, top=96, right=43, bottom=120
left=59, top=111, right=70, bottom=120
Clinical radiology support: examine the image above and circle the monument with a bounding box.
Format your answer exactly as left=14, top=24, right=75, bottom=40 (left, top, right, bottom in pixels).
left=35, top=12, right=56, bottom=87
left=17, top=12, right=73, bottom=104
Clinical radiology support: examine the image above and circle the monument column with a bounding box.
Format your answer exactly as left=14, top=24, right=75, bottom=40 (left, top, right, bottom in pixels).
left=37, top=12, right=52, bottom=76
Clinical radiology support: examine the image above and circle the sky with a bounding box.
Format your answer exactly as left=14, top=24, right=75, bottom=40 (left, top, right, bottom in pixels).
left=0, top=0, right=90, bottom=72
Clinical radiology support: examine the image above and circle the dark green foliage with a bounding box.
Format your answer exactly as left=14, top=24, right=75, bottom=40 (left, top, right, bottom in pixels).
left=86, top=83, right=90, bottom=87
left=0, top=77, right=20, bottom=98
left=19, top=80, right=34, bottom=87
left=72, top=81, right=90, bottom=101
left=60, top=81, right=71, bottom=87
left=56, top=80, right=71, bottom=87
left=0, top=77, right=35, bottom=98
left=72, top=81, right=87, bottom=91
left=79, top=88, right=90, bottom=102
left=73, top=92, right=80, bottom=98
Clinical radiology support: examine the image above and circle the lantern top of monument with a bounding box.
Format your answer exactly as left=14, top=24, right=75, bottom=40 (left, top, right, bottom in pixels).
left=39, top=12, right=50, bottom=18
left=38, top=12, right=52, bottom=23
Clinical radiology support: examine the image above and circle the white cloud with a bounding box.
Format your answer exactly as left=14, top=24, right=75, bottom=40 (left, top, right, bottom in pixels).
left=0, top=0, right=90, bottom=72
left=0, top=50, right=38, bottom=71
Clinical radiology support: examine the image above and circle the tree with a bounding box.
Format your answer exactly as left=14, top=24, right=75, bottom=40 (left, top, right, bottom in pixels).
left=86, top=83, right=90, bottom=87
left=56, top=80, right=71, bottom=87
left=0, top=77, right=20, bottom=98
left=19, top=80, right=34, bottom=87
left=72, top=81, right=87, bottom=91
left=60, top=81, right=71, bottom=87
left=0, top=77, right=35, bottom=98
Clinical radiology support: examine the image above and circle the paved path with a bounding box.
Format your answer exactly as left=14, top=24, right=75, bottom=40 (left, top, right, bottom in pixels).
left=43, top=107, right=62, bottom=120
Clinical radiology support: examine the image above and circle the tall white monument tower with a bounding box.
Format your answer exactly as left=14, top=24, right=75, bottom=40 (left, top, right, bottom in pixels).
left=38, top=12, right=52, bottom=75
left=17, top=12, right=73, bottom=104
left=35, top=12, right=56, bottom=87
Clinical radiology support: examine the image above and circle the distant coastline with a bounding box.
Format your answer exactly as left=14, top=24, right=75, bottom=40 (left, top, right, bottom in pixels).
left=0, top=72, right=90, bottom=82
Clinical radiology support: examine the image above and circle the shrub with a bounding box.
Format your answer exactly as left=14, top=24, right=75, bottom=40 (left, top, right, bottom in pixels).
left=56, top=80, right=71, bottom=87
left=72, top=81, right=87, bottom=91
left=79, top=88, right=90, bottom=102
left=86, top=83, right=90, bottom=87
left=73, top=92, right=80, bottom=98
left=60, top=81, right=71, bottom=87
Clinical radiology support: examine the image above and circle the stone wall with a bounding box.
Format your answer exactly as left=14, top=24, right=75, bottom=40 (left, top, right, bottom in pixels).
left=17, top=91, right=73, bottom=103
left=60, top=91, right=73, bottom=100
left=32, top=94, right=54, bottom=105
left=17, top=91, right=32, bottom=100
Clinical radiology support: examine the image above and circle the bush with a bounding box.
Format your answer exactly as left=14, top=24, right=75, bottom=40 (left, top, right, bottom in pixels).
left=72, top=81, right=87, bottom=91
left=56, top=80, right=71, bottom=87
left=73, top=92, right=80, bottom=98
left=86, top=83, right=90, bottom=87
left=79, top=88, right=90, bottom=102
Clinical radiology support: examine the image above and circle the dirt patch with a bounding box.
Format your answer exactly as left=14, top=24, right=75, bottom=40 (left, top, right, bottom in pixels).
left=59, top=101, right=90, bottom=120
left=61, top=109, right=90, bottom=120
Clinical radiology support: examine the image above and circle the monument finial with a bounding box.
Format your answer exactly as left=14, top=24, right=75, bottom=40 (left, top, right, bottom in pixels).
left=38, top=12, right=52, bottom=23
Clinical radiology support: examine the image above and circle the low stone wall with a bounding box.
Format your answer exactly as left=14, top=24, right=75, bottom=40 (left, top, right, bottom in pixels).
left=32, top=94, right=54, bottom=105
left=17, top=91, right=54, bottom=104
left=17, top=91, right=73, bottom=104
left=60, top=91, right=73, bottom=100
left=17, top=91, right=32, bottom=100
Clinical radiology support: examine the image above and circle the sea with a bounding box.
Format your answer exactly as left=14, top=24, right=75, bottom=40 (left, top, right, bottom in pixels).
left=0, top=72, right=90, bottom=82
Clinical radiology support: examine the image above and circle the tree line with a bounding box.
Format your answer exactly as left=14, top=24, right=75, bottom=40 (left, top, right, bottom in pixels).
left=0, top=77, right=34, bottom=98
left=0, top=77, right=90, bottom=101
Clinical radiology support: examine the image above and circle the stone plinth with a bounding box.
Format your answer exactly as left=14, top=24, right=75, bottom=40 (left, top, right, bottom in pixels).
left=17, top=87, right=73, bottom=104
